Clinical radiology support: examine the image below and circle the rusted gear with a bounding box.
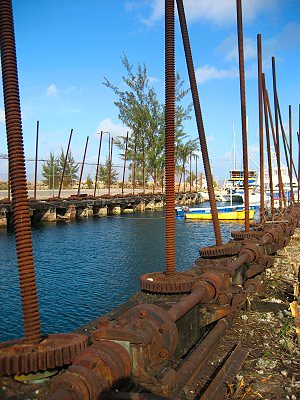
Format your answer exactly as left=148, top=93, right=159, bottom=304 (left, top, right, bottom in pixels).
left=238, top=240, right=262, bottom=263
left=49, top=340, right=132, bottom=400
left=0, top=333, right=88, bottom=376
left=140, top=272, right=195, bottom=293
left=199, top=242, right=241, bottom=258
left=231, top=230, right=263, bottom=240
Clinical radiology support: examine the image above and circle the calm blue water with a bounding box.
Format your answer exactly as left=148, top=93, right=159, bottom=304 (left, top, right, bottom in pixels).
left=0, top=207, right=242, bottom=342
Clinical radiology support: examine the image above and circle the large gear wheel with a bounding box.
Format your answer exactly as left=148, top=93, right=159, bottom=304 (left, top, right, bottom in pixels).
left=0, top=333, right=88, bottom=376
left=231, top=230, right=263, bottom=240
left=199, top=242, right=241, bottom=258
left=140, top=272, right=195, bottom=293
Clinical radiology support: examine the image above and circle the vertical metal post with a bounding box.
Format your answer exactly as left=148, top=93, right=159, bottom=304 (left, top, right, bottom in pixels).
left=122, top=132, right=129, bottom=196
left=94, top=131, right=103, bottom=198
left=133, top=135, right=137, bottom=195
left=262, top=75, right=274, bottom=216
left=142, top=139, right=145, bottom=194
left=257, top=34, right=264, bottom=222
left=58, top=129, right=73, bottom=198
left=289, top=105, right=294, bottom=204
left=0, top=0, right=41, bottom=342
left=189, top=152, right=192, bottom=191
left=236, top=0, right=250, bottom=231
left=165, top=0, right=176, bottom=275
left=176, top=0, right=222, bottom=245
left=108, top=137, right=113, bottom=195
left=34, top=120, right=39, bottom=200
left=195, top=155, right=198, bottom=192
left=52, top=155, right=55, bottom=198
left=77, top=136, right=89, bottom=196
left=271, top=57, right=284, bottom=209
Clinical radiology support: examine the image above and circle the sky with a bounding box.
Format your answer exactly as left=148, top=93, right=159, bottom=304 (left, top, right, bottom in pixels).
left=0, top=0, right=300, bottom=183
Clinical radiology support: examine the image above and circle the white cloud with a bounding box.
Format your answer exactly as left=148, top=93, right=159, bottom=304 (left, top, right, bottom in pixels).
left=217, top=36, right=257, bottom=63
left=0, top=109, right=5, bottom=124
left=195, top=64, right=238, bottom=84
left=138, top=0, right=279, bottom=26
left=46, top=84, right=58, bottom=97
left=96, top=118, right=129, bottom=138
left=148, top=76, right=160, bottom=84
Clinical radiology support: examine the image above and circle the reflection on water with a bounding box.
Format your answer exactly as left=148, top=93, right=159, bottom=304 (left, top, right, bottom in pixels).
left=0, top=208, right=243, bottom=342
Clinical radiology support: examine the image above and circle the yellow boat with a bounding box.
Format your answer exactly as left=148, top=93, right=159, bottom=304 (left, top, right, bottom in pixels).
left=184, top=205, right=256, bottom=220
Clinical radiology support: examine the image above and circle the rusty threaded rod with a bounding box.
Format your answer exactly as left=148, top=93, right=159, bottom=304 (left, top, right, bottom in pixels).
left=0, top=0, right=41, bottom=342
left=257, top=33, right=265, bottom=223
left=262, top=75, right=275, bottom=216
left=94, top=131, right=103, bottom=197
left=122, top=131, right=129, bottom=196
left=176, top=0, right=222, bottom=245
left=165, top=0, right=176, bottom=275
left=33, top=120, right=39, bottom=200
left=236, top=0, right=250, bottom=231
left=77, top=136, right=89, bottom=196
left=289, top=105, right=294, bottom=204
left=257, top=34, right=264, bottom=222
left=58, top=128, right=73, bottom=198
left=271, top=57, right=284, bottom=209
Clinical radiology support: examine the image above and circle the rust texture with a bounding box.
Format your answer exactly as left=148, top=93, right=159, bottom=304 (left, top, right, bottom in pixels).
left=272, top=57, right=285, bottom=209
left=176, top=0, right=222, bottom=246
left=122, top=132, right=129, bottom=196
left=289, top=105, right=294, bottom=204
left=200, top=342, right=249, bottom=400
left=34, top=120, right=39, bottom=199
left=165, top=0, right=176, bottom=275
left=236, top=0, right=250, bottom=231
left=257, top=34, right=264, bottom=222
left=0, top=0, right=41, bottom=342
left=77, top=136, right=89, bottom=196
left=140, top=271, right=195, bottom=293
left=262, top=79, right=275, bottom=215
left=0, top=333, right=88, bottom=376
left=93, top=131, right=103, bottom=197
left=58, top=128, right=73, bottom=198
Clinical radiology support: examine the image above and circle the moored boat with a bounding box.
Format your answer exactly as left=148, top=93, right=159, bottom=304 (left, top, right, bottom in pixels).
left=184, top=204, right=257, bottom=220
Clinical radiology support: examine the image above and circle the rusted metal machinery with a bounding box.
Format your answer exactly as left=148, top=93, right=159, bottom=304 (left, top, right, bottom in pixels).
left=0, top=0, right=88, bottom=377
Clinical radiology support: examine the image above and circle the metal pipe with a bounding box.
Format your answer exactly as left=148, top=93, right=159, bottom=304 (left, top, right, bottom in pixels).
left=122, top=132, right=129, bottom=196
left=133, top=135, right=137, bottom=195
left=262, top=76, right=275, bottom=216
left=257, top=34, right=264, bottom=222
left=33, top=120, right=39, bottom=200
left=236, top=0, right=250, bottom=231
left=0, top=0, right=41, bottom=342
left=58, top=129, right=73, bottom=198
left=165, top=0, right=176, bottom=275
left=167, top=281, right=216, bottom=322
left=289, top=105, right=294, bottom=204
left=272, top=57, right=285, bottom=209
left=176, top=0, right=222, bottom=245
left=189, top=152, right=192, bottom=191
left=108, top=137, right=113, bottom=195
left=171, top=315, right=234, bottom=396
left=142, top=139, right=145, bottom=194
left=77, top=136, right=89, bottom=196
left=265, top=85, right=285, bottom=209
left=93, top=131, right=103, bottom=198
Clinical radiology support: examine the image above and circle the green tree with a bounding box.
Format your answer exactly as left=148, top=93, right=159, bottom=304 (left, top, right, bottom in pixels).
left=57, top=149, right=79, bottom=188
left=42, top=152, right=61, bottom=189
left=103, top=55, right=196, bottom=185
left=98, top=158, right=119, bottom=186
left=42, top=150, right=79, bottom=189
left=86, top=174, right=93, bottom=189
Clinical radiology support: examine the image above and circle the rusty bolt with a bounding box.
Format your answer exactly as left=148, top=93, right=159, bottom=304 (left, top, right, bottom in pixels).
left=135, top=321, right=144, bottom=329
left=138, top=309, right=148, bottom=319
left=159, top=324, right=169, bottom=334
left=113, top=321, right=121, bottom=329
left=98, top=318, right=109, bottom=328
left=159, top=349, right=169, bottom=359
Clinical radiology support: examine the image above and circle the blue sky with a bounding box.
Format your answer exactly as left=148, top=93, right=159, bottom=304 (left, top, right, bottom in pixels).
left=0, top=0, right=299, bottom=182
